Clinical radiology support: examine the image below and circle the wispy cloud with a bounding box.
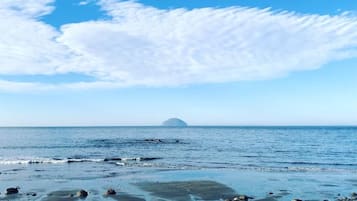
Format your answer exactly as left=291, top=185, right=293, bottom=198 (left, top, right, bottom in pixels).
left=1, top=0, right=357, bottom=91
left=0, top=0, right=54, bottom=17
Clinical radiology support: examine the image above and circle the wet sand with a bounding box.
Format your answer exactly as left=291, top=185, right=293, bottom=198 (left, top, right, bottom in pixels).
left=1, top=167, right=357, bottom=201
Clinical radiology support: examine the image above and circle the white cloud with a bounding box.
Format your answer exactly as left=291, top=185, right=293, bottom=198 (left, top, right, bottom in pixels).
left=0, top=0, right=54, bottom=17
left=1, top=0, right=357, bottom=91
left=0, top=0, right=72, bottom=77
left=78, top=0, right=94, bottom=6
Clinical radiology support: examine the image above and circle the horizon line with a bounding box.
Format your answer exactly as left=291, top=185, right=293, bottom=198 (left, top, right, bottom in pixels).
left=0, top=125, right=356, bottom=128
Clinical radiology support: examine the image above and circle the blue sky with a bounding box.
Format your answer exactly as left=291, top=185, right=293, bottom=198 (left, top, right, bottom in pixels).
left=0, top=0, right=356, bottom=126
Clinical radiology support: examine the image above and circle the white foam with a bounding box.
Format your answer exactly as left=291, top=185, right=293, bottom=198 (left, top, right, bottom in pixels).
left=116, top=162, right=125, bottom=166
left=0, top=158, right=104, bottom=165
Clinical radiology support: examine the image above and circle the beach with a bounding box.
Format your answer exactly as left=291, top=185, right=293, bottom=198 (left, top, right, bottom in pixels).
left=0, top=127, right=357, bottom=200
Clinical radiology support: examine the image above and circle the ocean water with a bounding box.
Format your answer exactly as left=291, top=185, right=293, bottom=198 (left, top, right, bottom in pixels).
left=0, top=126, right=357, bottom=200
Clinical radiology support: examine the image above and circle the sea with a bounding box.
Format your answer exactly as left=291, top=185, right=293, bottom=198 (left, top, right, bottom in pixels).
left=0, top=126, right=356, bottom=200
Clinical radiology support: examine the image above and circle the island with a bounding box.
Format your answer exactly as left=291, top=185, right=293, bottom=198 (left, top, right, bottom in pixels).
left=162, top=118, right=188, bottom=127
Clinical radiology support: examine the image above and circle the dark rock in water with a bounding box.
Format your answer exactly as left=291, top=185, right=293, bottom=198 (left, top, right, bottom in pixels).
left=139, top=157, right=162, bottom=161
left=6, top=187, right=19, bottom=195
left=26, top=192, right=37, bottom=196
left=76, top=190, right=88, bottom=198
left=291, top=199, right=303, bottom=201
left=104, top=157, right=122, bottom=162
left=352, top=192, right=357, bottom=198
left=106, top=189, right=116, bottom=195
left=144, top=139, right=163, bottom=143
left=162, top=118, right=188, bottom=127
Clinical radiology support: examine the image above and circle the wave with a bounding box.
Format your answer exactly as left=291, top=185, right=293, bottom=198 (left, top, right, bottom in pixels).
left=1, top=157, right=357, bottom=174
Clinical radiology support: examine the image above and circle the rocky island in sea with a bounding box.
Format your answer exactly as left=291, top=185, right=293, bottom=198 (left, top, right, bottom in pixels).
left=162, top=118, right=188, bottom=127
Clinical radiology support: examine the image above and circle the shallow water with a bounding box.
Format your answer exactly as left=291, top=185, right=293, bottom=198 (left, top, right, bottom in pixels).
left=0, top=126, right=356, bottom=200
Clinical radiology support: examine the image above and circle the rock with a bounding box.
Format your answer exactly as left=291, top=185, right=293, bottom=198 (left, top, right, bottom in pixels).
left=76, top=189, right=88, bottom=198
left=336, top=194, right=357, bottom=201
left=238, top=195, right=248, bottom=201
left=26, top=192, right=37, bottom=196
left=232, top=195, right=252, bottom=201
left=104, top=157, right=122, bottom=162
left=139, top=157, right=162, bottom=161
left=292, top=199, right=303, bottom=201
left=106, top=188, right=116, bottom=195
left=162, top=118, right=188, bottom=127
left=268, top=192, right=274, bottom=195
left=6, top=187, right=19, bottom=195
left=144, top=139, right=163, bottom=143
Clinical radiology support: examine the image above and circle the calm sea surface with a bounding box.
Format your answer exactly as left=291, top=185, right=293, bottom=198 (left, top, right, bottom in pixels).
left=0, top=126, right=356, bottom=171
left=0, top=126, right=356, bottom=200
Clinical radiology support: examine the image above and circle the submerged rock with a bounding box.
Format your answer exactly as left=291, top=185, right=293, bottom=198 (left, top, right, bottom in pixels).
left=26, top=192, right=37, bottom=196
left=104, top=157, right=122, bottom=162
left=106, top=188, right=116, bottom=195
left=6, top=187, right=19, bottom=195
left=162, top=118, right=188, bottom=127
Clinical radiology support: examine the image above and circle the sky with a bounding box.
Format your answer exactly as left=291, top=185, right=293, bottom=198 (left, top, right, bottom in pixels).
left=0, top=0, right=357, bottom=126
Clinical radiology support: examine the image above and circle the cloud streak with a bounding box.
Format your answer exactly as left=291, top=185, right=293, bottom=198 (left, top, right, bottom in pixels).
left=1, top=0, right=357, bottom=91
